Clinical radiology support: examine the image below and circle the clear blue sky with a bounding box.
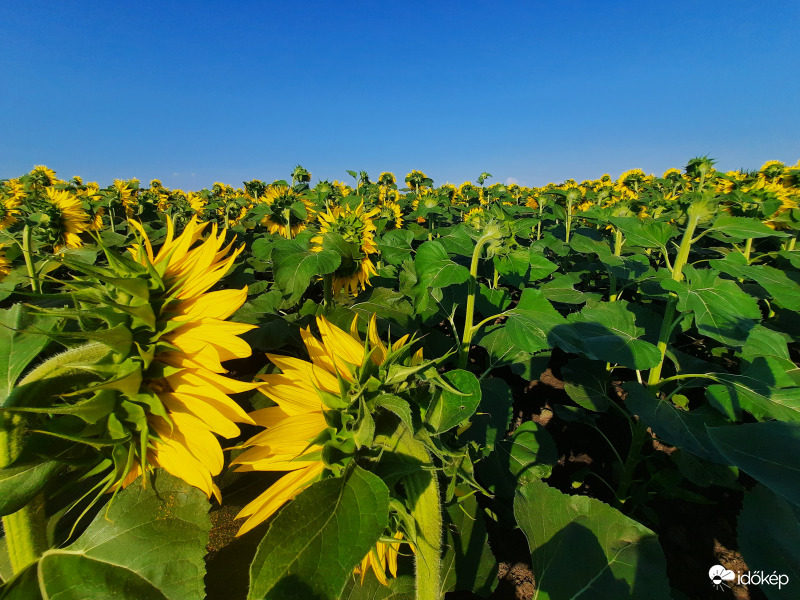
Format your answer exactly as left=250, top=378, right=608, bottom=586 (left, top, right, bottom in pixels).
left=2, top=0, right=798, bottom=190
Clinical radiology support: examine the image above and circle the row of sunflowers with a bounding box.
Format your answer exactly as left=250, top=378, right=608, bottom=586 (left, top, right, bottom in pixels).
left=1, top=158, right=800, bottom=599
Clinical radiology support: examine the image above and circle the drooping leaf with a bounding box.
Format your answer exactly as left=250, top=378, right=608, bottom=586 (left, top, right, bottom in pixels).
left=711, top=251, right=800, bottom=312
left=0, top=305, right=57, bottom=405
left=34, top=470, right=210, bottom=600
left=249, top=466, right=389, bottom=600
left=426, top=370, right=481, bottom=433
left=440, top=494, right=498, bottom=597
left=0, top=459, right=61, bottom=517
left=707, top=421, right=800, bottom=506
left=514, top=479, right=671, bottom=599
left=412, top=241, right=470, bottom=290
left=737, top=485, right=800, bottom=599
left=562, top=358, right=610, bottom=412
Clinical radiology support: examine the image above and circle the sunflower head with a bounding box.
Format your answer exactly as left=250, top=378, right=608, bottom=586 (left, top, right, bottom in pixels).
left=378, top=172, right=396, bottom=186
left=29, top=165, right=59, bottom=189
left=311, top=202, right=380, bottom=296
left=405, top=170, right=430, bottom=190
left=38, top=188, right=90, bottom=251
left=259, top=184, right=312, bottom=237
left=760, top=160, right=786, bottom=181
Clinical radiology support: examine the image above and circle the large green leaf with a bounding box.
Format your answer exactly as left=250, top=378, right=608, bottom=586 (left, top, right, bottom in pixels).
left=506, top=289, right=568, bottom=354
left=498, top=421, right=558, bottom=486
left=707, top=421, right=800, bottom=506
left=440, top=495, right=497, bottom=597
left=412, top=241, right=470, bottom=289
left=272, top=242, right=341, bottom=304
left=609, top=217, right=676, bottom=248
left=623, top=382, right=728, bottom=463
left=662, top=265, right=761, bottom=346
left=351, top=288, right=415, bottom=331
left=459, top=378, right=514, bottom=456
left=249, top=466, right=389, bottom=600
left=562, top=358, right=610, bottom=412
left=0, top=305, right=56, bottom=405
left=21, top=470, right=211, bottom=600
left=705, top=371, right=800, bottom=423
left=515, top=479, right=671, bottom=599
left=708, top=214, right=784, bottom=239
left=339, top=575, right=414, bottom=599
left=737, top=485, right=800, bottom=599
left=376, top=230, right=414, bottom=266
left=563, top=301, right=661, bottom=370
left=0, top=459, right=60, bottom=517
left=426, top=370, right=481, bottom=433
left=710, top=251, right=800, bottom=312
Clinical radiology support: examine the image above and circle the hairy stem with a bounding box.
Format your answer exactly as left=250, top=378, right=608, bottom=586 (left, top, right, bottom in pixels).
left=1, top=413, right=47, bottom=573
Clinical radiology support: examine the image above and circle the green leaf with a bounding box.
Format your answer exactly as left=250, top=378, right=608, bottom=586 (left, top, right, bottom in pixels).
left=499, top=421, right=558, bottom=485
left=34, top=470, right=210, bottom=600
left=662, top=266, right=761, bottom=346
left=708, top=214, right=784, bottom=239
left=609, top=217, right=676, bottom=248
left=0, top=305, right=56, bottom=405
left=493, top=250, right=530, bottom=286
left=339, top=574, right=415, bottom=599
left=528, top=252, right=558, bottom=281
left=375, top=394, right=414, bottom=431
left=540, top=273, right=597, bottom=304
left=425, top=369, right=481, bottom=433
left=352, top=288, right=415, bottom=332
left=249, top=466, right=389, bottom=600
left=272, top=244, right=341, bottom=304
left=705, top=372, right=800, bottom=423
left=711, top=251, right=800, bottom=312
left=0, top=460, right=61, bottom=517
left=564, top=302, right=661, bottom=370
left=563, top=358, right=610, bottom=412
left=506, top=289, right=567, bottom=354
left=412, top=241, right=470, bottom=289
left=425, top=370, right=481, bottom=433
left=458, top=378, right=514, bottom=455
left=623, top=382, right=728, bottom=463
left=514, top=479, right=671, bottom=599
left=440, top=495, right=498, bottom=597
left=376, top=229, right=414, bottom=266
left=737, top=485, right=800, bottom=599
left=707, top=421, right=800, bottom=506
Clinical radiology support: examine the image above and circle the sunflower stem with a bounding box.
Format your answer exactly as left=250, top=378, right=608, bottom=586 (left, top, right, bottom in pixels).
left=459, top=233, right=494, bottom=370
left=1, top=413, right=48, bottom=574
left=283, top=208, right=292, bottom=239
left=647, top=208, right=701, bottom=387
left=383, top=423, right=442, bottom=600
left=21, top=224, right=40, bottom=294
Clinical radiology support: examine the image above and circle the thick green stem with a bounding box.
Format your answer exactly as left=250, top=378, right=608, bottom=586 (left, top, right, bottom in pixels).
left=382, top=424, right=442, bottom=600
left=1, top=413, right=47, bottom=573
left=564, top=202, right=572, bottom=243
left=609, top=227, right=623, bottom=301
left=283, top=208, right=293, bottom=239
left=460, top=234, right=494, bottom=369
left=647, top=211, right=701, bottom=386
left=743, top=238, right=753, bottom=263
left=21, top=224, right=39, bottom=294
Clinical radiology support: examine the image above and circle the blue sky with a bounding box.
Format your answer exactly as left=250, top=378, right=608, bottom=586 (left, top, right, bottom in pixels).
left=1, top=1, right=798, bottom=190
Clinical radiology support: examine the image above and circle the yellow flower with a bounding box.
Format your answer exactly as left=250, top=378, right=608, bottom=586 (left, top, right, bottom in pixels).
left=311, top=202, right=380, bottom=296
left=258, top=184, right=313, bottom=237
left=0, top=246, right=10, bottom=278
left=378, top=172, right=396, bottom=186
left=44, top=187, right=90, bottom=251
left=232, top=314, right=418, bottom=585
left=121, top=217, right=259, bottom=500
left=0, top=194, right=22, bottom=230
left=354, top=531, right=414, bottom=585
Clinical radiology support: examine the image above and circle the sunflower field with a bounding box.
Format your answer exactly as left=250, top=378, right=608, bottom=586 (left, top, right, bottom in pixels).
left=1, top=159, right=799, bottom=599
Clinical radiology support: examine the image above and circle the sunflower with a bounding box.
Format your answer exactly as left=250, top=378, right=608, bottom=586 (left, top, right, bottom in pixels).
left=405, top=170, right=429, bottom=192
left=0, top=194, right=22, bottom=230
left=112, top=179, right=137, bottom=217
left=463, top=206, right=487, bottom=229
left=118, top=217, right=259, bottom=499
left=258, top=184, right=313, bottom=237
left=378, top=172, right=396, bottom=186
left=311, top=202, right=380, bottom=296
left=43, top=187, right=90, bottom=251
left=354, top=531, right=414, bottom=585
left=378, top=200, right=403, bottom=229
left=0, top=246, right=10, bottom=278
left=232, top=314, right=417, bottom=583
